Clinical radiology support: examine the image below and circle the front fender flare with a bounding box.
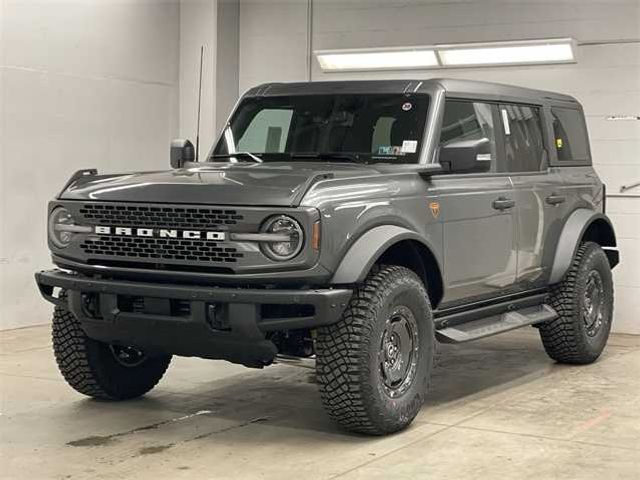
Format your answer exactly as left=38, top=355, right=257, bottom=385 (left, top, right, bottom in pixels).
left=330, top=225, right=439, bottom=284
left=549, top=209, right=617, bottom=284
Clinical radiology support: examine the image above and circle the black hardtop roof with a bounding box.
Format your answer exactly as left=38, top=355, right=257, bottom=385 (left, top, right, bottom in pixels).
left=245, top=78, right=579, bottom=107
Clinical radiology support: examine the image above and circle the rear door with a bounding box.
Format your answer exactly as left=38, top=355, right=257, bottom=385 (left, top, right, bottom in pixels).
left=432, top=100, right=518, bottom=305
left=498, top=103, right=569, bottom=290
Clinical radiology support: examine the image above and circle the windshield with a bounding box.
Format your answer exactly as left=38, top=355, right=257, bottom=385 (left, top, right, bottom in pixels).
left=211, top=94, right=430, bottom=164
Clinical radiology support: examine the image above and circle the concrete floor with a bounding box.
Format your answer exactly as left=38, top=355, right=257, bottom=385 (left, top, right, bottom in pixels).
left=1, top=326, right=639, bottom=480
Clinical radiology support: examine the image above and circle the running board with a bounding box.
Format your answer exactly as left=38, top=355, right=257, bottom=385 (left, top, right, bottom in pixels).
left=436, top=304, right=557, bottom=344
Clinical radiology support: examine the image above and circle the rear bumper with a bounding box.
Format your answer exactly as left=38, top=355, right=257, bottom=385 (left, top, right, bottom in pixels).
left=35, top=269, right=352, bottom=367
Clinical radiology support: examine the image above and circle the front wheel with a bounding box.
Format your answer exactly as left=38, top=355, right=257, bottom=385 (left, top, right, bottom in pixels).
left=52, top=292, right=172, bottom=400
left=539, top=242, right=614, bottom=364
left=315, top=265, right=434, bottom=435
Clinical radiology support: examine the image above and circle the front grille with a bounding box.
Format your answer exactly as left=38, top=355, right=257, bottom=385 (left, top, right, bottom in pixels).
left=78, top=204, right=244, bottom=229
left=80, top=236, right=244, bottom=263
left=75, top=203, right=250, bottom=266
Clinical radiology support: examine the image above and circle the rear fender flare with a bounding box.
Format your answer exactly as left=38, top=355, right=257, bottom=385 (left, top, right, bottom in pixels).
left=549, top=209, right=617, bottom=284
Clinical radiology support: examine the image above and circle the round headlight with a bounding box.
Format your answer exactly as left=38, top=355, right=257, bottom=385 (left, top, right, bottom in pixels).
left=260, top=215, right=304, bottom=261
left=48, top=207, right=75, bottom=248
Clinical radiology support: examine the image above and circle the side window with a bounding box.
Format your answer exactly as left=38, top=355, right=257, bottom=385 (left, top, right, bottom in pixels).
left=439, top=100, right=497, bottom=172
left=500, top=104, right=545, bottom=172
left=236, top=109, right=293, bottom=153
left=551, top=107, right=590, bottom=162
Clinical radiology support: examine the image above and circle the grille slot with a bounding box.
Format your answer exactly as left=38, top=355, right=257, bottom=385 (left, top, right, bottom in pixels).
left=80, top=236, right=244, bottom=263
left=78, top=204, right=244, bottom=229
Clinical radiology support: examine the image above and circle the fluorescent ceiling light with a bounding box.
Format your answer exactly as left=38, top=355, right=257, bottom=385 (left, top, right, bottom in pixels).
left=316, top=48, right=438, bottom=71
left=315, top=38, right=576, bottom=72
left=438, top=39, right=575, bottom=67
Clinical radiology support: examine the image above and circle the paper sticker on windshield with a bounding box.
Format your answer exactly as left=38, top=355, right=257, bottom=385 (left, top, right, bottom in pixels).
left=402, top=102, right=413, bottom=111
left=378, top=146, right=404, bottom=155
left=401, top=140, right=418, bottom=153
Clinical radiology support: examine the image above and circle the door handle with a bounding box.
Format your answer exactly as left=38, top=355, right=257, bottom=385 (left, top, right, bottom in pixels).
left=545, top=194, right=566, bottom=205
left=492, top=197, right=515, bottom=210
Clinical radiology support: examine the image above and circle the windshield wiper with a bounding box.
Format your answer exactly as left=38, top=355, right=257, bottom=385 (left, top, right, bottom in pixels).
left=210, top=152, right=263, bottom=163
left=291, top=152, right=360, bottom=163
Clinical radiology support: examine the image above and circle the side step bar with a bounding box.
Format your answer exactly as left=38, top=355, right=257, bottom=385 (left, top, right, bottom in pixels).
left=436, top=304, right=557, bottom=343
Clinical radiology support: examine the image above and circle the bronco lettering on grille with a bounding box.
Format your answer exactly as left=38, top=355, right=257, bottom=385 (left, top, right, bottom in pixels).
left=94, top=226, right=226, bottom=241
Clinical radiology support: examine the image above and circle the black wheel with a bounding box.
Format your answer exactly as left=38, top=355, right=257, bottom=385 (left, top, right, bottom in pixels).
left=315, top=265, right=434, bottom=435
left=52, top=292, right=172, bottom=400
left=539, top=242, right=614, bottom=364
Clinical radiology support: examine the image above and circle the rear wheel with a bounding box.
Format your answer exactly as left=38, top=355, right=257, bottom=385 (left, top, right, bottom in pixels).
left=539, top=242, right=614, bottom=364
left=52, top=292, right=172, bottom=399
left=315, top=265, right=434, bottom=435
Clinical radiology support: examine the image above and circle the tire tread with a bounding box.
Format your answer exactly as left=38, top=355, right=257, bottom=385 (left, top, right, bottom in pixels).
left=52, top=292, right=170, bottom=399
left=316, top=265, right=433, bottom=435
left=539, top=242, right=613, bottom=364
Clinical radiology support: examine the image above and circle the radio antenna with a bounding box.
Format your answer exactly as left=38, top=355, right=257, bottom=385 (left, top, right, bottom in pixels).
left=195, top=45, right=204, bottom=161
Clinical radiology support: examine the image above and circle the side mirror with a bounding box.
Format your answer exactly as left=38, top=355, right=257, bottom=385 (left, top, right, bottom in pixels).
left=170, top=139, right=195, bottom=169
left=439, top=137, right=492, bottom=174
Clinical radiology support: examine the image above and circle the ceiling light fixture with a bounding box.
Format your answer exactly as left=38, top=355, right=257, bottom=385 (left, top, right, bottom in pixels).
left=315, top=38, right=576, bottom=72
left=437, top=38, right=576, bottom=67
left=315, top=47, right=438, bottom=72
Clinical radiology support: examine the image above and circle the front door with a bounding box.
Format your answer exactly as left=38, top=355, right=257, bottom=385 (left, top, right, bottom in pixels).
left=432, top=100, right=518, bottom=306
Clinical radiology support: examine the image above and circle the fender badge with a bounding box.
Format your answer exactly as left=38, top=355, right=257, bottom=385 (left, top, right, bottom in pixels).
left=429, top=201, right=440, bottom=219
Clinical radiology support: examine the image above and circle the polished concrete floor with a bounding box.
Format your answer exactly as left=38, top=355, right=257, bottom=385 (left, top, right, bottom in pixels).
left=1, top=325, right=639, bottom=479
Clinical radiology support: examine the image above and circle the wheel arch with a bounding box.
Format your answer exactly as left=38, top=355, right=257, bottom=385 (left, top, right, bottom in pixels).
left=549, top=209, right=618, bottom=284
left=330, top=225, right=444, bottom=308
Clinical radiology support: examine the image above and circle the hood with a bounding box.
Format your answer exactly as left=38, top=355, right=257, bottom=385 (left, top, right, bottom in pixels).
left=60, top=162, right=382, bottom=206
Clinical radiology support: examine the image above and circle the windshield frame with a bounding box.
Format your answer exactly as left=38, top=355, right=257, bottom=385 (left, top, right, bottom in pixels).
left=209, top=92, right=433, bottom=166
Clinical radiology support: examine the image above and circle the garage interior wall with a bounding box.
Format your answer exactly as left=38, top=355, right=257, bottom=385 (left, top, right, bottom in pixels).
left=179, top=0, right=216, bottom=156
left=0, top=0, right=637, bottom=334
left=239, top=0, right=640, bottom=334
left=0, top=0, right=181, bottom=329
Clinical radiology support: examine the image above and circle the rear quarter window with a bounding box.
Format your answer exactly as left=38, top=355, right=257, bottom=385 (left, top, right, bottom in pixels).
left=501, top=104, right=546, bottom=173
left=551, top=107, right=590, bottom=162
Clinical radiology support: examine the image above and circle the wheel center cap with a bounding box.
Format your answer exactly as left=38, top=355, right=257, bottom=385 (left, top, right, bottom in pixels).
left=583, top=270, right=606, bottom=337
left=385, top=333, right=400, bottom=364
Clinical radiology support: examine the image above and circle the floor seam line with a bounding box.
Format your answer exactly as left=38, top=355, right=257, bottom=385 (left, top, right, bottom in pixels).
left=0, top=372, right=65, bottom=382
left=328, top=424, right=455, bottom=480
left=449, top=424, right=640, bottom=451
left=0, top=346, right=51, bottom=355
left=329, top=401, right=501, bottom=479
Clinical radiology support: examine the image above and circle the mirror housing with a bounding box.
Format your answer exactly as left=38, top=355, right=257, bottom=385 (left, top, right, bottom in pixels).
left=170, top=139, right=195, bottom=169
left=439, top=138, right=492, bottom=174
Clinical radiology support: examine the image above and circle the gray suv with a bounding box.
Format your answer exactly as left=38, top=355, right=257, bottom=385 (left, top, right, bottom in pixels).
left=36, top=79, right=619, bottom=435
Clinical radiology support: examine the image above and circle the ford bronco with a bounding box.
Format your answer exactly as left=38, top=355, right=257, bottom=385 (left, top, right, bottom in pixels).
left=36, top=79, right=619, bottom=435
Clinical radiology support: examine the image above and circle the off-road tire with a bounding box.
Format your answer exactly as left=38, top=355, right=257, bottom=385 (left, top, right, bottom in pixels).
left=315, top=265, right=434, bottom=435
left=539, top=242, right=614, bottom=364
left=52, top=292, right=172, bottom=399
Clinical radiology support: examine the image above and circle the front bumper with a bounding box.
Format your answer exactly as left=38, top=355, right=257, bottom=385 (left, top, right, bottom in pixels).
left=35, top=269, right=352, bottom=367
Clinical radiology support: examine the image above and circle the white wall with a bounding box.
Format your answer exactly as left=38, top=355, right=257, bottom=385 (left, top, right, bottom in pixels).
left=215, top=0, right=240, bottom=132
left=178, top=0, right=238, bottom=155
left=239, top=0, right=640, bottom=334
left=239, top=0, right=309, bottom=93
left=179, top=0, right=217, bottom=155
left=0, top=0, right=181, bottom=329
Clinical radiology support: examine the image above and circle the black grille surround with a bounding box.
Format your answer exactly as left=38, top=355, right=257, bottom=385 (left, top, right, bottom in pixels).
left=75, top=203, right=247, bottom=266
left=55, top=201, right=320, bottom=275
